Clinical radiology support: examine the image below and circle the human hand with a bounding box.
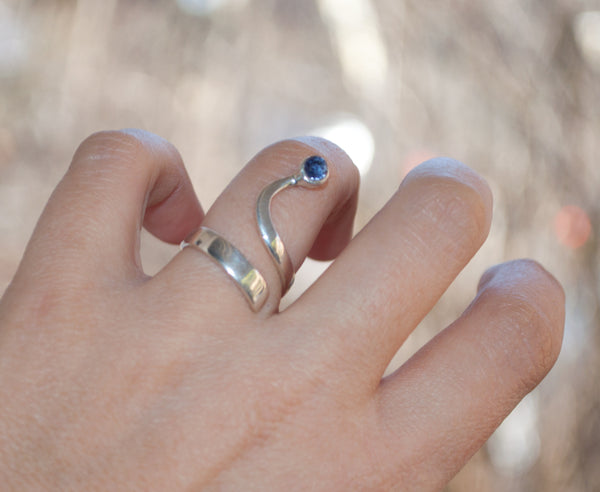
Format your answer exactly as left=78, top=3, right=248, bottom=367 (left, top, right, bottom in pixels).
left=0, top=130, right=564, bottom=491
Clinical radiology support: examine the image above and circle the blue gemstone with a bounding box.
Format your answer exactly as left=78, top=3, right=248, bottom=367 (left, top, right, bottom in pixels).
left=303, top=156, right=328, bottom=182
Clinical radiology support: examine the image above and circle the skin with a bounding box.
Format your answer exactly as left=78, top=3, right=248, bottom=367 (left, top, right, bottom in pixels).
left=0, top=129, right=565, bottom=491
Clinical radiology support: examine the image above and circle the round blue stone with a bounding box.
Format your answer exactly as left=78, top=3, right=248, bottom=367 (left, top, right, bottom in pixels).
left=303, top=156, right=328, bottom=182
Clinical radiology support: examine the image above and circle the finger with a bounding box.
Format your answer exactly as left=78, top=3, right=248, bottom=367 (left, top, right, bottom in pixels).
left=17, top=129, right=203, bottom=283
left=372, top=259, right=565, bottom=489
left=157, top=137, right=359, bottom=315
left=289, top=158, right=492, bottom=377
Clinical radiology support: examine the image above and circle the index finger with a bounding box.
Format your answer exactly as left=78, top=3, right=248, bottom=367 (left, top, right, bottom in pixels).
left=13, top=130, right=203, bottom=286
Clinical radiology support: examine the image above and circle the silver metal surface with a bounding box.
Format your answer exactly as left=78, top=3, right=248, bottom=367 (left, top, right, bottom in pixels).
left=182, top=227, right=268, bottom=312
left=256, top=157, right=329, bottom=294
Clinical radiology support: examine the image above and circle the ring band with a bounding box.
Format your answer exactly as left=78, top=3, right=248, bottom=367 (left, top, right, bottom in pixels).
left=181, top=227, right=268, bottom=312
left=256, top=155, right=329, bottom=294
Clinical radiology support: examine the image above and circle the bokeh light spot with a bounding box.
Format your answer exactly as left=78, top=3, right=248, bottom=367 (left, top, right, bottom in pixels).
left=0, top=2, right=28, bottom=78
left=554, top=205, right=592, bottom=249
left=317, top=0, right=389, bottom=96
left=574, top=11, right=600, bottom=70
left=176, top=0, right=247, bottom=17
left=313, top=117, right=375, bottom=177
left=488, top=393, right=541, bottom=475
left=401, top=150, right=437, bottom=178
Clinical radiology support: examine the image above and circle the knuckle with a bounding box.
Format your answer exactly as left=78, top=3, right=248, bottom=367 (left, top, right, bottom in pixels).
left=73, top=130, right=143, bottom=165
left=479, top=260, right=565, bottom=384
left=71, top=129, right=180, bottom=176
left=405, top=159, right=492, bottom=251
left=64, top=130, right=147, bottom=196
left=277, top=136, right=361, bottom=188
left=509, top=294, right=557, bottom=372
left=481, top=259, right=565, bottom=311
left=440, top=179, right=488, bottom=237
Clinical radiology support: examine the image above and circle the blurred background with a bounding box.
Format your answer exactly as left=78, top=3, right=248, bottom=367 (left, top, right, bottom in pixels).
left=0, top=0, right=599, bottom=489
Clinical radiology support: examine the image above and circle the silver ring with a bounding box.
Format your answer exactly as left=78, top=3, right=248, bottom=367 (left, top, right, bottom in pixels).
left=256, top=155, right=329, bottom=294
left=181, top=227, right=268, bottom=312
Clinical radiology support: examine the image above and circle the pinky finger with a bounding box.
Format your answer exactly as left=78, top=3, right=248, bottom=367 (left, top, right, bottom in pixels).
left=374, top=259, right=565, bottom=490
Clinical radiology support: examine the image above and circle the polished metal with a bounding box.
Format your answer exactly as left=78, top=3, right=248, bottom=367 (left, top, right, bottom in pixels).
left=256, top=156, right=329, bottom=294
left=182, top=227, right=268, bottom=312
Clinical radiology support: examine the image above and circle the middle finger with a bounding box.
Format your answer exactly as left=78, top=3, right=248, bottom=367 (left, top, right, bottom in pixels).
left=155, top=137, right=359, bottom=318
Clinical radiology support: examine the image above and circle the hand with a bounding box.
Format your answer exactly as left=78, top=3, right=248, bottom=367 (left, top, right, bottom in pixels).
left=0, top=130, right=564, bottom=491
